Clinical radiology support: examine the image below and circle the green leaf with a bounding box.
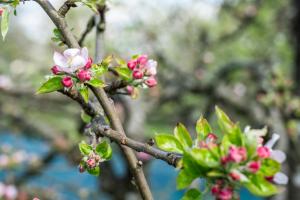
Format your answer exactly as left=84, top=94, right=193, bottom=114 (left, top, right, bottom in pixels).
left=176, top=169, right=196, bottom=189
left=181, top=189, right=202, bottom=200
left=1, top=8, right=10, bottom=40
left=36, top=76, right=64, bottom=94
left=244, top=175, right=278, bottom=197
left=155, top=134, right=184, bottom=153
left=114, top=67, right=132, bottom=81
left=182, top=151, right=207, bottom=176
left=96, top=141, right=112, bottom=160
left=259, top=159, right=280, bottom=177
left=92, top=64, right=108, bottom=76
left=87, top=78, right=105, bottom=88
left=78, top=141, right=93, bottom=155
left=81, top=110, right=91, bottom=123
left=215, top=106, right=235, bottom=133
left=174, top=123, right=193, bottom=148
left=190, top=148, right=219, bottom=168
left=87, top=166, right=100, bottom=176
left=196, top=116, right=212, bottom=140
left=79, top=86, right=89, bottom=103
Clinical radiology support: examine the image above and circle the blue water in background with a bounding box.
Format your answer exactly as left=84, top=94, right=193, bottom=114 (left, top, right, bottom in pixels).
left=0, top=132, right=263, bottom=200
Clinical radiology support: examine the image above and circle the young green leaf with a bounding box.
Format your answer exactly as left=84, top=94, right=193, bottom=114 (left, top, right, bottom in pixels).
left=36, top=76, right=64, bottom=94
left=155, top=134, right=184, bottom=153
left=181, top=188, right=202, bottom=200
left=244, top=175, right=278, bottom=196
left=92, top=64, right=108, bottom=76
left=1, top=8, right=10, bottom=40
left=114, top=67, right=132, bottom=81
left=215, top=106, right=235, bottom=133
left=87, top=78, right=105, bottom=88
left=176, top=169, right=196, bottom=189
left=196, top=116, right=212, bottom=140
left=174, top=123, right=193, bottom=148
left=189, top=148, right=219, bottom=168
left=78, top=141, right=93, bottom=155
left=95, top=141, right=112, bottom=160
left=259, top=159, right=281, bottom=177
left=81, top=110, right=91, bottom=123
left=79, top=86, right=89, bottom=103
left=87, top=166, right=100, bottom=176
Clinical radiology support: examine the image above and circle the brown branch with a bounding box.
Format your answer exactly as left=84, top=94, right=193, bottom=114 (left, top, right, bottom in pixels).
left=104, top=80, right=127, bottom=94
left=79, top=16, right=95, bottom=46
left=92, top=122, right=181, bottom=167
left=58, top=0, right=77, bottom=17
left=33, top=1, right=153, bottom=199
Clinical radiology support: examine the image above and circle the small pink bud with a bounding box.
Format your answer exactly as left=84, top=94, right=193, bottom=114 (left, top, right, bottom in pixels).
left=87, top=158, right=96, bottom=168
left=229, top=172, right=240, bottom=181
left=145, top=76, right=157, bottom=87
left=85, top=57, right=93, bottom=69
left=77, top=69, right=91, bottom=82
left=126, top=86, right=134, bottom=95
left=218, top=188, right=233, bottom=200
left=127, top=59, right=137, bottom=70
left=206, top=133, right=218, bottom=143
left=79, top=165, right=85, bottom=173
left=132, top=70, right=144, bottom=79
left=257, top=146, right=270, bottom=159
left=51, top=65, right=60, bottom=75
left=221, top=156, right=229, bottom=165
left=228, top=146, right=247, bottom=163
left=137, top=55, right=148, bottom=65
left=61, top=76, right=73, bottom=88
left=0, top=8, right=4, bottom=16
left=247, top=161, right=261, bottom=173
left=211, top=185, right=220, bottom=195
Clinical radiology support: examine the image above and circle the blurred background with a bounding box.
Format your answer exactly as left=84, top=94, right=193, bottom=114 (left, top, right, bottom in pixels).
left=0, top=0, right=299, bottom=199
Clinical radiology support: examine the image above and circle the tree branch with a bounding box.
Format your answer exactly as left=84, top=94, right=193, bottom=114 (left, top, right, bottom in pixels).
left=58, top=0, right=77, bottom=17
left=33, top=1, right=153, bottom=199
left=78, top=16, right=95, bottom=46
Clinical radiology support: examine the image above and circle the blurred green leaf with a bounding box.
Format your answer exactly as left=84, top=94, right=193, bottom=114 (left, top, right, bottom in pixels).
left=196, top=116, right=212, bottom=140
left=87, top=78, right=105, bottom=88
left=176, top=169, right=196, bottom=189
left=1, top=8, right=10, bottom=40
left=79, top=141, right=93, bottom=155
left=36, top=76, right=63, bottom=94
left=259, top=159, right=280, bottom=177
left=114, top=67, right=132, bottom=81
left=95, top=140, right=112, bottom=160
left=174, top=123, right=192, bottom=148
left=81, top=110, right=91, bottom=123
left=244, top=175, right=278, bottom=196
left=79, top=86, right=89, bottom=103
left=87, top=166, right=100, bottom=176
left=155, top=134, right=184, bottom=153
left=190, top=148, right=219, bottom=168
left=181, top=188, right=202, bottom=200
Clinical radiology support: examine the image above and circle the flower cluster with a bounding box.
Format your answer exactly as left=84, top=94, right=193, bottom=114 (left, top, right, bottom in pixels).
left=127, top=55, right=158, bottom=88
left=78, top=140, right=112, bottom=176
left=51, top=47, right=93, bottom=88
left=0, top=183, right=18, bottom=200
left=155, top=107, right=288, bottom=200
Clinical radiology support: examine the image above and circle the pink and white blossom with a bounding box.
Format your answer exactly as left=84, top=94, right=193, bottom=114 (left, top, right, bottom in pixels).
left=144, top=60, right=157, bottom=76
left=53, top=47, right=89, bottom=73
left=61, top=76, right=73, bottom=88
left=145, top=76, right=157, bottom=88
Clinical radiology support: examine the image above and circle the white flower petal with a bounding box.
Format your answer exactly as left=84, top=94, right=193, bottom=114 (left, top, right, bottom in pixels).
left=273, top=172, right=288, bottom=185
left=70, top=56, right=86, bottom=69
left=63, top=48, right=80, bottom=58
left=53, top=52, right=68, bottom=68
left=271, top=150, right=286, bottom=163
left=265, top=133, right=280, bottom=149
left=81, top=47, right=89, bottom=62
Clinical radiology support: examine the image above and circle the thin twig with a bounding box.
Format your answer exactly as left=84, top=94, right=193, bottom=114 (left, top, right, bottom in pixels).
left=78, top=16, right=95, bottom=46
left=58, top=0, right=77, bottom=17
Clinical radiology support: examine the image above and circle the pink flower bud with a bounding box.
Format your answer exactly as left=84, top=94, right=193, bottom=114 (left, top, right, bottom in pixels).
left=127, top=59, right=137, bottom=70
left=228, top=146, right=247, bottom=163
left=33, top=198, right=40, bottom=200
left=0, top=8, right=4, bottom=16
left=61, top=76, right=73, bottom=88
left=87, top=158, right=96, bottom=168
left=51, top=65, right=61, bottom=75
left=77, top=69, right=91, bottom=82
left=211, top=185, right=220, bottom=195
left=145, top=76, right=157, bottom=88
left=79, top=165, right=85, bottom=173
left=137, top=55, right=148, bottom=65
left=218, top=188, right=233, bottom=200
left=132, top=70, right=144, bottom=79
left=126, top=86, right=134, bottom=95
left=85, top=57, right=93, bottom=69
left=221, top=156, right=229, bottom=165
left=206, top=133, right=218, bottom=143
left=247, top=161, right=261, bottom=173
left=257, top=146, right=270, bottom=159
left=229, top=172, right=240, bottom=181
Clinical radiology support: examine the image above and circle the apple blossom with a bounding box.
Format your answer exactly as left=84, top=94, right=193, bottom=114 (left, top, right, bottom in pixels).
left=264, top=133, right=286, bottom=163
left=61, top=76, right=73, bottom=88
left=87, top=158, right=96, bottom=168
left=133, top=70, right=144, bottom=79
left=227, top=146, right=247, bottom=163
left=217, top=187, right=233, bottom=200
left=4, top=185, right=18, bottom=200
left=77, top=69, right=91, bottom=82
left=211, top=185, right=220, bottom=195
left=127, top=59, right=137, bottom=70
left=85, top=57, right=93, bottom=69
left=53, top=47, right=89, bottom=73
left=126, top=86, right=134, bottom=95
left=145, top=76, right=157, bottom=88
left=257, top=146, right=270, bottom=158
left=273, top=172, right=289, bottom=185
left=51, top=65, right=61, bottom=75
left=144, top=60, right=157, bottom=76
left=247, top=161, right=261, bottom=173
left=137, top=55, right=148, bottom=65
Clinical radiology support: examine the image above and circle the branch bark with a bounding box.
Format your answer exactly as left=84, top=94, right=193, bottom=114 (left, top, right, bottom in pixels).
left=33, top=1, right=153, bottom=199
